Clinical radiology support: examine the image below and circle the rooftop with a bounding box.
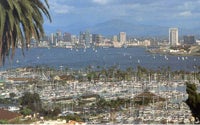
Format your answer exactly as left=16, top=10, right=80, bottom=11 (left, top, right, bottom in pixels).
left=0, top=108, right=22, bottom=121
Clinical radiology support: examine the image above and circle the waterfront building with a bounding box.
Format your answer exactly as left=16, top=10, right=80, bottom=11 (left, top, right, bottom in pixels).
left=119, top=32, right=126, bottom=44
left=79, top=30, right=91, bottom=48
left=38, top=35, right=50, bottom=47
left=92, top=34, right=103, bottom=45
left=50, top=33, right=54, bottom=45
left=196, top=39, right=200, bottom=45
left=38, top=40, right=49, bottom=48
left=139, top=40, right=151, bottom=46
left=112, top=35, right=118, bottom=42
left=30, top=37, right=38, bottom=48
left=63, top=32, right=72, bottom=42
left=56, top=30, right=63, bottom=41
left=183, top=35, right=196, bottom=45
left=71, top=35, right=78, bottom=44
left=169, top=28, right=179, bottom=46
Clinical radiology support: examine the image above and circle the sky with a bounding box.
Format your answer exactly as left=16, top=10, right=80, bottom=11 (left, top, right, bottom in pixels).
left=44, top=0, right=200, bottom=34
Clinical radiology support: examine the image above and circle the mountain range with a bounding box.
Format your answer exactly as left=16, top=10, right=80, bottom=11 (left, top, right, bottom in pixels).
left=45, top=19, right=200, bottom=37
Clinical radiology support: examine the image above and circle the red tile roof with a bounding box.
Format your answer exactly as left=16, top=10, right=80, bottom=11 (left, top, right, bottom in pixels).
left=0, top=108, right=22, bottom=121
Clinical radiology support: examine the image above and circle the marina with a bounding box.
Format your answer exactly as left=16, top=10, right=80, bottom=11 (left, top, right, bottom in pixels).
left=0, top=65, right=198, bottom=124
left=1, top=0, right=200, bottom=124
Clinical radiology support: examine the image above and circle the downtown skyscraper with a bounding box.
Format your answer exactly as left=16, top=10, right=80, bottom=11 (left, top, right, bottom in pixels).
left=169, top=28, right=178, bottom=46
left=119, top=32, right=126, bottom=44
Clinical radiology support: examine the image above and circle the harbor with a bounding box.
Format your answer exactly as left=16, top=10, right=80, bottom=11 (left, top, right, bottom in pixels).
left=0, top=65, right=198, bottom=124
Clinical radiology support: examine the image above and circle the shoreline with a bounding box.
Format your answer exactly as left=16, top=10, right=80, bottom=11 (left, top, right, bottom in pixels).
left=148, top=50, right=200, bottom=56
left=147, top=46, right=200, bottom=57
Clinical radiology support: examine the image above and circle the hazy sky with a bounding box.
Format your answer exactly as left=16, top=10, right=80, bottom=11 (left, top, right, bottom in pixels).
left=44, top=0, right=200, bottom=32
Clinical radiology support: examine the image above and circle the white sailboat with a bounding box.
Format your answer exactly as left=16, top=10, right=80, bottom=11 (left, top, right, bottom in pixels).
left=185, top=56, right=188, bottom=60
left=84, top=48, right=86, bottom=52
left=16, top=59, right=19, bottom=63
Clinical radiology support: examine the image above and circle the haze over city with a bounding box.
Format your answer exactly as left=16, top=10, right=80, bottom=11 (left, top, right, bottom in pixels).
left=44, top=0, right=200, bottom=36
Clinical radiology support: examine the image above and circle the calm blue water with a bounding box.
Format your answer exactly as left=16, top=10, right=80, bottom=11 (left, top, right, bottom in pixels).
left=2, top=47, right=200, bottom=71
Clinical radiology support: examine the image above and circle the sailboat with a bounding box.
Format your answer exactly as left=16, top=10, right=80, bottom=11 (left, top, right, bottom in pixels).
left=185, top=56, right=188, bottom=60
left=84, top=48, right=86, bottom=52
left=16, top=59, right=19, bottom=63
left=164, top=55, right=168, bottom=60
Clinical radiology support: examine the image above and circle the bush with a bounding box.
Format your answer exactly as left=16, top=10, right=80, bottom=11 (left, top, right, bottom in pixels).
left=0, top=120, right=8, bottom=124
left=63, top=114, right=83, bottom=122
left=20, top=108, right=32, bottom=116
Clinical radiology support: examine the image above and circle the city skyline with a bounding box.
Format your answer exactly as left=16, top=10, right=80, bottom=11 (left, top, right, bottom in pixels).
left=44, top=0, right=200, bottom=35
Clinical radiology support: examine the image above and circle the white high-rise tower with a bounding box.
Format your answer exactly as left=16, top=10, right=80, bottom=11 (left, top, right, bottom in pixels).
left=119, top=32, right=126, bottom=44
left=169, top=28, right=178, bottom=46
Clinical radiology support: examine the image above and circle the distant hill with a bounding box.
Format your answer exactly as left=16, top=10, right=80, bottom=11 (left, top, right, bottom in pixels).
left=45, top=19, right=200, bottom=37
left=90, top=19, right=169, bottom=37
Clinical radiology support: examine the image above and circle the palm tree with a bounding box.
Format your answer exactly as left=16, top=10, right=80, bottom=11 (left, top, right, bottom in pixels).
left=0, top=0, right=51, bottom=64
left=185, top=82, right=200, bottom=123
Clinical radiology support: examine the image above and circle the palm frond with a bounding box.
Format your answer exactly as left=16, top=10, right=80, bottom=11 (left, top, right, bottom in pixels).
left=0, top=0, right=51, bottom=65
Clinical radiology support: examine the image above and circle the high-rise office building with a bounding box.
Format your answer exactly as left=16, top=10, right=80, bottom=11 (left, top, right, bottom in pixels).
left=79, top=30, right=91, bottom=48
left=56, top=30, right=63, bottom=41
left=63, top=32, right=72, bottom=42
left=169, top=28, right=178, bottom=46
left=183, top=35, right=195, bottom=45
left=71, top=35, right=77, bottom=44
left=92, top=34, right=103, bottom=44
left=119, top=32, right=126, bottom=44
left=112, top=35, right=118, bottom=42
left=50, top=33, right=54, bottom=44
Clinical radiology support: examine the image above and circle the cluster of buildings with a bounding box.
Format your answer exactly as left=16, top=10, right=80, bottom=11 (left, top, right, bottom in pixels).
left=29, top=30, right=151, bottom=48
left=169, top=28, right=197, bottom=46
left=25, top=28, right=200, bottom=50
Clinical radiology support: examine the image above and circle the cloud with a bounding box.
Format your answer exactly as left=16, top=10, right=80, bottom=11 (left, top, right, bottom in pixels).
left=92, top=0, right=112, bottom=5
left=44, top=0, right=200, bottom=31
left=54, top=5, right=74, bottom=14
left=49, top=0, right=74, bottom=14
left=179, top=11, right=192, bottom=17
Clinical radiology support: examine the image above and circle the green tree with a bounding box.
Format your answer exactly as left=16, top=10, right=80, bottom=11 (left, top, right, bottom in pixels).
left=40, top=107, right=61, bottom=117
left=20, top=108, right=32, bottom=116
left=126, top=67, right=134, bottom=81
left=62, top=114, right=83, bottom=122
left=20, top=92, right=42, bottom=113
left=9, top=92, right=16, bottom=99
left=52, top=107, right=61, bottom=117
left=0, top=0, right=51, bottom=64
left=185, top=82, right=200, bottom=123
